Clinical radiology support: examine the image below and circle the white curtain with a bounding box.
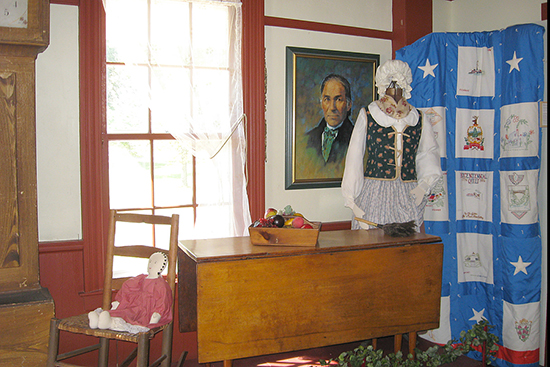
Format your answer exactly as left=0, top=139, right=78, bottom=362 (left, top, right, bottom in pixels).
left=106, top=0, right=251, bottom=239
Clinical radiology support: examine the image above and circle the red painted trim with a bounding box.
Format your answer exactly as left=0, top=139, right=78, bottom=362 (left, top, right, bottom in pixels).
left=51, top=0, right=79, bottom=5
left=243, top=0, right=266, bottom=221
left=542, top=3, right=547, bottom=21
left=79, top=0, right=108, bottom=293
left=392, top=0, right=433, bottom=57
left=392, top=0, right=406, bottom=57
left=265, top=16, right=393, bottom=40
left=39, top=240, right=84, bottom=253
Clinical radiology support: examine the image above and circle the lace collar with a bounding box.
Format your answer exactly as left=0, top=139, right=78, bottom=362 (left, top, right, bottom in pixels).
left=375, top=95, right=412, bottom=119
left=368, top=100, right=419, bottom=129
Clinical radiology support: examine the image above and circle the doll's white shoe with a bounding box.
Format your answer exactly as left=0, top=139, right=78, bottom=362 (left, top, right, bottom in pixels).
left=88, top=311, right=98, bottom=329
left=88, top=308, right=103, bottom=329
left=97, top=310, right=112, bottom=329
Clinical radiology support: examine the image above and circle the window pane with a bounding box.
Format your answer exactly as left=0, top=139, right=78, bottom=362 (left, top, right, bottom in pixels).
left=114, top=215, right=154, bottom=249
left=107, top=64, right=150, bottom=133
left=150, top=0, right=191, bottom=65
left=113, top=256, right=150, bottom=279
left=195, top=152, right=230, bottom=206
left=113, top=209, right=155, bottom=279
left=153, top=141, right=193, bottom=207
left=192, top=3, right=230, bottom=68
left=109, top=141, right=152, bottom=209
left=150, top=66, right=192, bottom=133
left=192, top=68, right=231, bottom=132
left=196, top=204, right=231, bottom=239
left=156, top=207, right=195, bottom=241
left=106, top=0, right=148, bottom=63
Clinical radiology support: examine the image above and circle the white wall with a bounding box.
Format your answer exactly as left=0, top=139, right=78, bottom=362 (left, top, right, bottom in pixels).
left=35, top=4, right=81, bottom=241
left=433, top=0, right=543, bottom=33
left=432, top=0, right=547, bottom=362
left=265, top=0, right=392, bottom=31
left=264, top=0, right=393, bottom=221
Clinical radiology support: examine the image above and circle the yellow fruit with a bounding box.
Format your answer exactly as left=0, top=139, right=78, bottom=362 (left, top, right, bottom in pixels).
left=294, top=213, right=304, bottom=217
left=284, top=218, right=294, bottom=226
left=264, top=208, right=277, bottom=219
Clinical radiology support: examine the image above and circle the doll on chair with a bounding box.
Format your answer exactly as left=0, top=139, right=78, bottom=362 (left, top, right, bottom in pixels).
left=88, top=252, right=173, bottom=334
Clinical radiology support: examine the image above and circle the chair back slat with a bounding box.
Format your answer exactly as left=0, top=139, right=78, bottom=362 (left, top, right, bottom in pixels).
left=111, top=277, right=132, bottom=290
left=115, top=212, right=173, bottom=225
left=113, top=245, right=168, bottom=259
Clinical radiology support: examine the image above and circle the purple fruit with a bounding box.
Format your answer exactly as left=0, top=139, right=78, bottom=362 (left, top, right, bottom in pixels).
left=272, top=215, right=285, bottom=228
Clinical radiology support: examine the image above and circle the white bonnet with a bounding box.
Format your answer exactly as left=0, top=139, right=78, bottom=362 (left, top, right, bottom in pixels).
left=375, top=59, right=413, bottom=100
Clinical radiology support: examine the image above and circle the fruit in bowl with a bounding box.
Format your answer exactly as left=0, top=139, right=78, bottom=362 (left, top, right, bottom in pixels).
left=249, top=207, right=321, bottom=247
left=253, top=206, right=319, bottom=230
left=264, top=208, right=277, bottom=219
left=271, top=215, right=285, bottom=228
left=291, top=216, right=304, bottom=228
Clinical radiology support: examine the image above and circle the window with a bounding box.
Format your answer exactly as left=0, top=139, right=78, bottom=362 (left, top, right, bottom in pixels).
left=105, top=0, right=250, bottom=251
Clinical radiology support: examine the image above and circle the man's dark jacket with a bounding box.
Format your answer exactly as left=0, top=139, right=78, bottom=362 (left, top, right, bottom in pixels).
left=305, top=117, right=354, bottom=164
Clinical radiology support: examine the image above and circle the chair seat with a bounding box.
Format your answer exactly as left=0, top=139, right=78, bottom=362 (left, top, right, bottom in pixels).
left=57, top=314, right=166, bottom=343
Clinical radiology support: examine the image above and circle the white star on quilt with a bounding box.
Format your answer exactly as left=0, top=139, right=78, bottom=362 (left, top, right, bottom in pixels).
left=510, top=255, right=531, bottom=275
left=418, top=59, right=438, bottom=78
left=506, top=51, right=523, bottom=73
left=469, top=308, right=486, bottom=323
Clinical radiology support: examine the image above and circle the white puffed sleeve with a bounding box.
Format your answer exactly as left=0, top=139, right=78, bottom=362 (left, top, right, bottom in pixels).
left=415, top=111, right=443, bottom=193
left=342, top=107, right=368, bottom=217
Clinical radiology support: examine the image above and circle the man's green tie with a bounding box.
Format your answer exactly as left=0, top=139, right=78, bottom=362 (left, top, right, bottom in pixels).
left=322, top=127, right=338, bottom=162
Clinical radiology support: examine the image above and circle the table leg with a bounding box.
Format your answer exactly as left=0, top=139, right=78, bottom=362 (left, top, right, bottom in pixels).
left=408, top=332, right=417, bottom=358
left=223, top=360, right=233, bottom=367
left=372, top=338, right=377, bottom=350
left=394, top=334, right=402, bottom=354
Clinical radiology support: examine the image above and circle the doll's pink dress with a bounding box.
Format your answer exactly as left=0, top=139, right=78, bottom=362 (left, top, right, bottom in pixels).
left=109, top=274, right=173, bottom=328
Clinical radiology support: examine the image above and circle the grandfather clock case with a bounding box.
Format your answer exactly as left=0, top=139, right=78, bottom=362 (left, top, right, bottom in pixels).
left=0, top=0, right=55, bottom=365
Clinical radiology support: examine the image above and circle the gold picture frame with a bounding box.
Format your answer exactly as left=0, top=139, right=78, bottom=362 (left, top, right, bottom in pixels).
left=285, top=47, right=379, bottom=190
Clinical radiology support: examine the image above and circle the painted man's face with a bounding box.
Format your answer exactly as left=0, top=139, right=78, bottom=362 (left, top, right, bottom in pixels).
left=321, top=79, right=351, bottom=127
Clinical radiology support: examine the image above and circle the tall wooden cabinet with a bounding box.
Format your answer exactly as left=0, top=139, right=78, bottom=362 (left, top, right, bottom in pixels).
left=0, top=0, right=54, bottom=365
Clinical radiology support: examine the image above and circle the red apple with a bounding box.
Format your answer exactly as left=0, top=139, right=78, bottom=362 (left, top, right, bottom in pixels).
left=292, top=217, right=304, bottom=228
left=301, top=223, right=313, bottom=229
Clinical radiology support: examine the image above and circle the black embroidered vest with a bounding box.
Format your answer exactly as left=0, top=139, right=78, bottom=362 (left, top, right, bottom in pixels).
left=364, top=112, right=422, bottom=181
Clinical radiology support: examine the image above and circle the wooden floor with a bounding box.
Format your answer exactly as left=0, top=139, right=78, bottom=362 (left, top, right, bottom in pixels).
left=180, top=334, right=481, bottom=367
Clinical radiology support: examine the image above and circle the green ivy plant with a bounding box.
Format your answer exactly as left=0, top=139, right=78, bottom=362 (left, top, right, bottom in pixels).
left=320, top=320, right=499, bottom=367
left=454, top=319, right=499, bottom=365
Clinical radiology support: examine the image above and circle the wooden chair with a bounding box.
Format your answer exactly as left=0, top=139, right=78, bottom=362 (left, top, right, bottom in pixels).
left=47, top=210, right=187, bottom=367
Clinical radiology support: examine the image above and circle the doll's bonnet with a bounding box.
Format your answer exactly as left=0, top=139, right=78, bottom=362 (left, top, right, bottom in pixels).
left=375, top=60, right=413, bottom=100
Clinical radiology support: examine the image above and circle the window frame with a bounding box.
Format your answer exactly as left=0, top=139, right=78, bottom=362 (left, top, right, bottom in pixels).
left=79, top=0, right=265, bottom=292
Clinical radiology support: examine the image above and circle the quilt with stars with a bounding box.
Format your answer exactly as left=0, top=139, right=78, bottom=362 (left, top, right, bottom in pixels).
left=396, top=23, right=545, bottom=367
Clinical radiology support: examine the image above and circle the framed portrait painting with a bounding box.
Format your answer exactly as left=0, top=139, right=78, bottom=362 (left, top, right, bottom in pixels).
left=285, top=47, right=379, bottom=190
